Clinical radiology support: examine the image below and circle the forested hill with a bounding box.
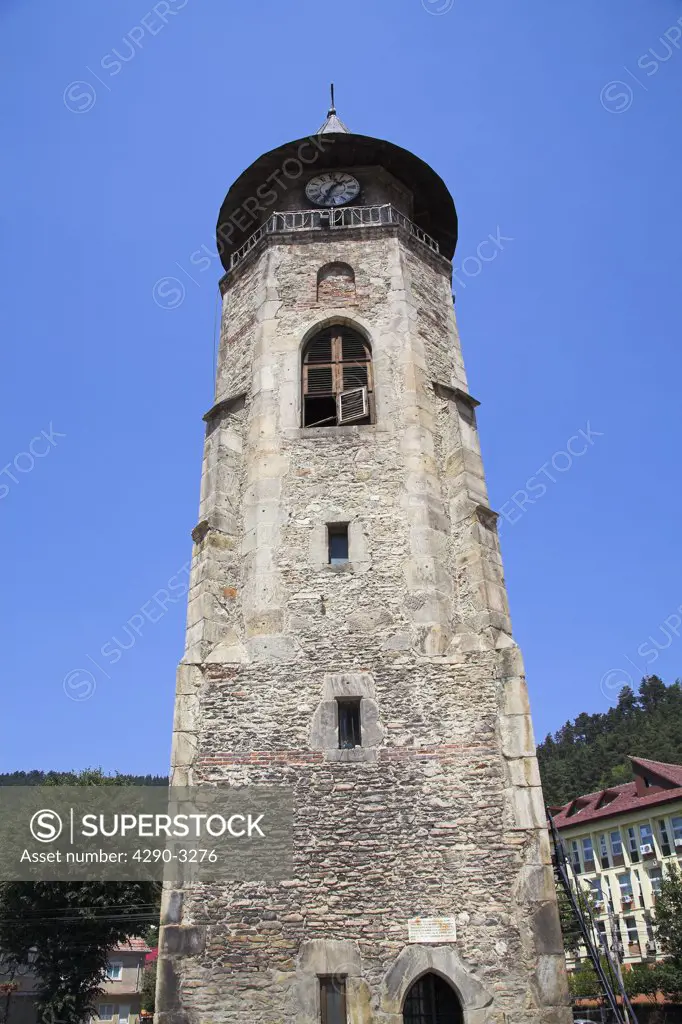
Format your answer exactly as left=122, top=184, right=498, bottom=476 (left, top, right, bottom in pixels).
left=0, top=770, right=168, bottom=786
left=537, top=676, right=682, bottom=807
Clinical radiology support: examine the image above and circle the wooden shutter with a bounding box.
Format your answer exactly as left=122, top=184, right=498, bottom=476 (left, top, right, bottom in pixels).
left=337, top=387, right=368, bottom=424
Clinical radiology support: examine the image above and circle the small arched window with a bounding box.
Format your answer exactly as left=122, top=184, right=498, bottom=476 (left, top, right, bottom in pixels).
left=403, top=973, right=463, bottom=1024
left=302, top=325, right=373, bottom=428
left=317, top=262, right=356, bottom=303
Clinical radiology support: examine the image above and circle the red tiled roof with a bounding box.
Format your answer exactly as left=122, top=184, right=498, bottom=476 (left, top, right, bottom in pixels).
left=112, top=937, right=151, bottom=952
left=551, top=756, right=682, bottom=830
left=630, top=756, right=682, bottom=786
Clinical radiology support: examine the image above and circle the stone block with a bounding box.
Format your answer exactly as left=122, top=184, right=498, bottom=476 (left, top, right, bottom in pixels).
left=500, top=713, right=535, bottom=759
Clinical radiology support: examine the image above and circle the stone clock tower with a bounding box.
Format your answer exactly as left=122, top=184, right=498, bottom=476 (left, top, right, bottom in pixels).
left=157, top=99, right=571, bottom=1024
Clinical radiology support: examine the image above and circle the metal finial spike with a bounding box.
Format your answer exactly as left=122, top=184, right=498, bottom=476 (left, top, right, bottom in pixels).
left=317, top=84, right=349, bottom=134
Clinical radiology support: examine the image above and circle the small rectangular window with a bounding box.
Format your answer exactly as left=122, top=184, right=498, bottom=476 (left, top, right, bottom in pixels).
left=639, top=823, right=654, bottom=851
left=649, top=866, right=663, bottom=895
left=596, top=920, right=608, bottom=949
left=598, top=833, right=610, bottom=868
left=610, top=829, right=624, bottom=860
left=582, top=836, right=595, bottom=868
left=671, top=815, right=682, bottom=844
left=587, top=877, right=602, bottom=904
left=658, top=819, right=671, bottom=856
left=627, top=827, right=640, bottom=862
left=328, top=524, right=349, bottom=565
left=320, top=976, right=347, bottom=1024
left=337, top=699, right=361, bottom=749
left=106, top=963, right=123, bottom=981
left=98, top=1007, right=114, bottom=1021
left=618, top=871, right=633, bottom=907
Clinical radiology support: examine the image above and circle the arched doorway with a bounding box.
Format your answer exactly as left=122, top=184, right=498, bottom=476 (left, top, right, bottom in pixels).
left=402, top=973, right=463, bottom=1024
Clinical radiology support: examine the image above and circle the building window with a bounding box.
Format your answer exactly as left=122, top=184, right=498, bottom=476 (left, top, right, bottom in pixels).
left=648, top=866, right=663, bottom=896
left=618, top=871, right=634, bottom=908
left=627, top=827, right=640, bottom=862
left=596, top=920, right=608, bottom=950
left=98, top=1008, right=114, bottom=1021
left=624, top=916, right=639, bottom=946
left=645, top=914, right=656, bottom=946
left=658, top=819, right=672, bottom=856
left=671, top=815, right=682, bottom=847
left=610, top=829, right=624, bottom=862
left=602, top=873, right=614, bottom=910
left=319, top=976, right=347, bottom=1024
left=337, top=699, right=361, bottom=749
left=587, top=877, right=603, bottom=906
left=639, top=823, right=655, bottom=855
left=582, top=837, right=595, bottom=870
left=599, top=833, right=610, bottom=868
left=328, top=523, right=349, bottom=564
left=118, top=1007, right=130, bottom=1024
left=302, top=326, right=373, bottom=428
left=106, top=964, right=123, bottom=981
left=570, top=840, right=582, bottom=874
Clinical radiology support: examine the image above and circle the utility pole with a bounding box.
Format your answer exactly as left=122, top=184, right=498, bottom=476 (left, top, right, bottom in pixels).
left=606, top=901, right=627, bottom=1023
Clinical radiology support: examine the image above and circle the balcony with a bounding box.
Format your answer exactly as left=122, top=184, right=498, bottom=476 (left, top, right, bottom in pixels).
left=228, top=204, right=441, bottom=272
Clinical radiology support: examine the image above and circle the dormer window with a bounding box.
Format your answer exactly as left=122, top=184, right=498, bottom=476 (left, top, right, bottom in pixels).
left=302, top=326, right=373, bottom=427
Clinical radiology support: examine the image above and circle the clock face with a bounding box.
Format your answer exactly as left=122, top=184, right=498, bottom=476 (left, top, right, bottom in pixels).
left=305, top=172, right=360, bottom=207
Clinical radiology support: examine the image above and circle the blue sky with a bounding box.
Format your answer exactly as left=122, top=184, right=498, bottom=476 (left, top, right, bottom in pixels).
left=2, top=0, right=681, bottom=774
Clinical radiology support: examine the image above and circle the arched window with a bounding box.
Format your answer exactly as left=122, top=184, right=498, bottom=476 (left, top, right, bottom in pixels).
left=317, top=262, right=356, bottom=303
left=403, top=973, right=463, bottom=1024
left=302, top=325, right=373, bottom=428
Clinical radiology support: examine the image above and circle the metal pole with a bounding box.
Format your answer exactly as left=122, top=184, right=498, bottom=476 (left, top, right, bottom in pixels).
left=548, top=813, right=638, bottom=1024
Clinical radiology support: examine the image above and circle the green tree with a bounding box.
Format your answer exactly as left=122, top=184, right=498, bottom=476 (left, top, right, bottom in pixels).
left=537, top=676, right=682, bottom=805
left=656, top=960, right=682, bottom=1001
left=638, top=675, right=668, bottom=712
left=654, top=862, right=682, bottom=965
left=568, top=961, right=600, bottom=999
left=623, top=963, right=659, bottom=1000
left=556, top=881, right=598, bottom=957
left=140, top=960, right=157, bottom=1014
left=0, top=770, right=162, bottom=1024
left=142, top=923, right=159, bottom=948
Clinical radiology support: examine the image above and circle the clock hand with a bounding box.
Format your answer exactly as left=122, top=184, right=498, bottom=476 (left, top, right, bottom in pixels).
left=319, top=180, right=337, bottom=199
left=326, top=182, right=344, bottom=202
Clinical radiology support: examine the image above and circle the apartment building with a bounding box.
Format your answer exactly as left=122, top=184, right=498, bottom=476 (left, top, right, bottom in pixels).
left=93, top=938, right=151, bottom=1024
left=0, top=938, right=151, bottom=1024
left=551, top=756, right=682, bottom=965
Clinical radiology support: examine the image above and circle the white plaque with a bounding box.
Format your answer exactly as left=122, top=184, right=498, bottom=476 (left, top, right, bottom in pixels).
left=408, top=917, right=457, bottom=943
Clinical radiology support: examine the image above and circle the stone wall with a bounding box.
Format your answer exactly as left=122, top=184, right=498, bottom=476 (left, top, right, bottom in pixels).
left=159, top=218, right=571, bottom=1024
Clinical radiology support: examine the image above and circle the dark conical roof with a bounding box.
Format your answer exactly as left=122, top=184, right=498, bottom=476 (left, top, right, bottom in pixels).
left=318, top=108, right=349, bottom=134
left=317, top=84, right=350, bottom=134
left=216, top=101, right=458, bottom=272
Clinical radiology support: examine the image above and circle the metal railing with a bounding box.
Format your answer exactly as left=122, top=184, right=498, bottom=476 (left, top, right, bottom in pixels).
left=228, top=204, right=440, bottom=270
